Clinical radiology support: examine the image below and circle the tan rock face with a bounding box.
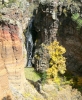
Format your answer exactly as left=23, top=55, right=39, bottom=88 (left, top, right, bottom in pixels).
left=0, top=22, right=26, bottom=99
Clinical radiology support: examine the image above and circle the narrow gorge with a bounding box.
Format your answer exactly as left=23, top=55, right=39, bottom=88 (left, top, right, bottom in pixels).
left=0, top=0, right=82, bottom=100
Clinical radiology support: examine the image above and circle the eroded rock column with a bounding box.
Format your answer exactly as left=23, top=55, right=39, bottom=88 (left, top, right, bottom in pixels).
left=0, top=21, right=26, bottom=99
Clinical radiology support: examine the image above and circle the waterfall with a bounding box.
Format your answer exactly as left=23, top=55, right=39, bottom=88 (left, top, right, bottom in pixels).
left=26, top=18, right=34, bottom=67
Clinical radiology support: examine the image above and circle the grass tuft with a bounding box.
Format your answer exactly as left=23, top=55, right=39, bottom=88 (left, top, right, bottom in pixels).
left=24, top=67, right=41, bottom=82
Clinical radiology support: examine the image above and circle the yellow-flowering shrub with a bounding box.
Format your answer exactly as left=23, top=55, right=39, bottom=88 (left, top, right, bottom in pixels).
left=46, top=41, right=66, bottom=84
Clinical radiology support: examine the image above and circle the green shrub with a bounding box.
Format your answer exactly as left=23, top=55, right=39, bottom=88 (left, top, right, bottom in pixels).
left=41, top=72, right=47, bottom=84
left=71, top=13, right=82, bottom=29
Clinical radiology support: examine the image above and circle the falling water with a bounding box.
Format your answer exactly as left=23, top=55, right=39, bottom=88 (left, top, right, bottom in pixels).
left=26, top=18, right=34, bottom=67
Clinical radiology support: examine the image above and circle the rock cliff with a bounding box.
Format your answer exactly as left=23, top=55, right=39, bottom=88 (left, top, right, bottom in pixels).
left=0, top=2, right=46, bottom=100
left=0, top=0, right=82, bottom=100
left=33, top=2, right=58, bottom=72
left=0, top=21, right=26, bottom=99
left=58, top=17, right=82, bottom=76
left=33, top=0, right=82, bottom=76
left=0, top=3, right=28, bottom=99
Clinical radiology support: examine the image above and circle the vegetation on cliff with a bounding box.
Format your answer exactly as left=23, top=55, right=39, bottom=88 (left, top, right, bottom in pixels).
left=71, top=13, right=82, bottom=29
left=46, top=41, right=66, bottom=84
left=0, top=0, right=82, bottom=100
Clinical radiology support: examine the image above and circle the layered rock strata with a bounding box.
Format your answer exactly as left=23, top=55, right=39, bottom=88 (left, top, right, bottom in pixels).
left=0, top=21, right=26, bottom=99
left=0, top=3, right=29, bottom=99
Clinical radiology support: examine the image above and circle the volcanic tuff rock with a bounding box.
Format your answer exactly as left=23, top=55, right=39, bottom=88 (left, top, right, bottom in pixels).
left=0, top=1, right=45, bottom=99
left=0, top=21, right=25, bottom=100
left=0, top=3, right=29, bottom=99
left=0, top=19, right=45, bottom=100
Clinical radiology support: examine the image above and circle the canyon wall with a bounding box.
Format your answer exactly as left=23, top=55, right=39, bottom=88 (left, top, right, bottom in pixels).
left=0, top=0, right=82, bottom=99
left=58, top=17, right=82, bottom=76
left=0, top=22, right=25, bottom=99
left=33, top=1, right=82, bottom=76
left=32, top=2, right=58, bottom=72
left=0, top=4, right=29, bottom=99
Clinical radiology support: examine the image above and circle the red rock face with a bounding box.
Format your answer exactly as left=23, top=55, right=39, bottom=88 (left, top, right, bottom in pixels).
left=0, top=22, right=25, bottom=99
